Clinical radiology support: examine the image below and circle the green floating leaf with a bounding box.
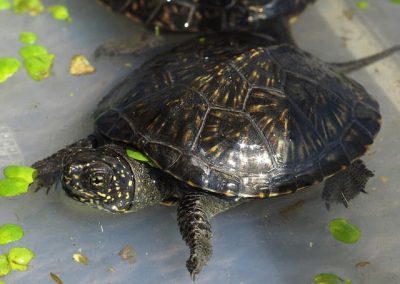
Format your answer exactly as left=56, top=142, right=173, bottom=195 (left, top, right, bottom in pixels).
left=19, top=45, right=55, bottom=81
left=23, top=53, right=55, bottom=81
left=126, top=149, right=150, bottom=162
left=126, top=149, right=157, bottom=167
left=0, top=57, right=21, bottom=83
left=0, top=224, right=24, bottom=245
left=0, top=178, right=30, bottom=196
left=19, top=31, right=38, bottom=45
left=8, top=247, right=35, bottom=271
left=356, top=1, right=369, bottom=9
left=390, top=0, right=400, bottom=4
left=0, top=254, right=11, bottom=277
left=314, top=273, right=352, bottom=284
left=48, top=5, right=71, bottom=22
left=19, top=44, right=48, bottom=59
left=329, top=218, right=361, bottom=244
left=12, top=0, right=44, bottom=15
left=3, top=165, right=37, bottom=183
left=0, top=0, right=11, bottom=10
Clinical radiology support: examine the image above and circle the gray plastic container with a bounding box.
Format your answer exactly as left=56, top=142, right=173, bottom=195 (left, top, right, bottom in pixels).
left=0, top=0, right=399, bottom=283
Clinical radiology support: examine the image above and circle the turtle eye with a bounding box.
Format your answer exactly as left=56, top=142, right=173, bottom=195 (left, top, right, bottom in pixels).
left=89, top=171, right=111, bottom=189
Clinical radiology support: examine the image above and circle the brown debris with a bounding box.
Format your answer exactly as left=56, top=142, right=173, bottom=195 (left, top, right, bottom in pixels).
left=69, top=55, right=96, bottom=76
left=118, top=245, right=137, bottom=264
left=72, top=253, right=89, bottom=265
left=355, top=261, right=370, bottom=268
left=50, top=272, right=64, bottom=284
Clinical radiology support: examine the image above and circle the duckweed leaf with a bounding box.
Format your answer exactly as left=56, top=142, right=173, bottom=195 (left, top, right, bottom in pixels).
left=0, top=57, right=21, bottom=83
left=0, top=254, right=11, bottom=277
left=19, top=32, right=37, bottom=44
left=314, top=273, right=352, bottom=284
left=3, top=165, right=37, bottom=183
left=48, top=5, right=71, bottom=22
left=8, top=247, right=35, bottom=271
left=0, top=0, right=11, bottom=10
left=329, top=218, right=361, bottom=244
left=0, top=177, right=30, bottom=196
left=356, top=1, right=369, bottom=9
left=126, top=149, right=156, bottom=167
left=0, top=224, right=24, bottom=244
left=12, top=0, right=44, bottom=15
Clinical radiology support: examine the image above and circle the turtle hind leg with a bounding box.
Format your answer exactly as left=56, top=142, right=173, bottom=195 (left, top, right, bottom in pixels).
left=177, top=192, right=241, bottom=280
left=322, top=159, right=374, bottom=210
left=30, top=135, right=97, bottom=192
left=94, top=32, right=166, bottom=58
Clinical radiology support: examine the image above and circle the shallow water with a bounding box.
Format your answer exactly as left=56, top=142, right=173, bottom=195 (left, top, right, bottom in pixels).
left=0, top=0, right=400, bottom=283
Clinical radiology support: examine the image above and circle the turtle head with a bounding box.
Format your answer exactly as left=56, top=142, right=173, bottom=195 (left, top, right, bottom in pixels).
left=61, top=145, right=137, bottom=213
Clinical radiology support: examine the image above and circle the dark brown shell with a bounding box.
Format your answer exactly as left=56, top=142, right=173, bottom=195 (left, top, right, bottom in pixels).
left=99, top=0, right=314, bottom=32
left=95, top=33, right=381, bottom=198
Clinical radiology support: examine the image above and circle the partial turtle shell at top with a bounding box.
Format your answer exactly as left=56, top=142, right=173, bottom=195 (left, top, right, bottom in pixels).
left=99, top=0, right=315, bottom=32
left=95, top=32, right=381, bottom=198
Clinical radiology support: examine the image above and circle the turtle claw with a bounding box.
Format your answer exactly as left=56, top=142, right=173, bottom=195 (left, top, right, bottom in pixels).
left=29, top=170, right=59, bottom=193
left=187, top=255, right=202, bottom=282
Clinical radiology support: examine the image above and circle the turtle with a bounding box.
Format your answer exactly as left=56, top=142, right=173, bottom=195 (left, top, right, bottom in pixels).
left=31, top=33, right=399, bottom=279
left=96, top=0, right=316, bottom=56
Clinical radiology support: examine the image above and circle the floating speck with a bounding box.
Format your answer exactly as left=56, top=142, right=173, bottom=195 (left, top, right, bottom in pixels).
left=72, top=253, right=89, bottom=265
left=50, top=272, right=64, bottom=284
left=356, top=1, right=369, bottom=9
left=119, top=245, right=137, bottom=264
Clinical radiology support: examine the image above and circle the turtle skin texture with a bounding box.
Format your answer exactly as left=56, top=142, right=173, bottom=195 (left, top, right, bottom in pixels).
left=99, top=0, right=315, bottom=32
left=94, top=32, right=381, bottom=199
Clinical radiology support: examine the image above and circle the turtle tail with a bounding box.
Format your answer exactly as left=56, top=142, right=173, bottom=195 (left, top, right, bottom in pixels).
left=329, top=45, right=400, bottom=74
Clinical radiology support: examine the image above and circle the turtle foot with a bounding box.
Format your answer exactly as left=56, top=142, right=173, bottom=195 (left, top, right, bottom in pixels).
left=187, top=252, right=209, bottom=282
left=322, top=159, right=373, bottom=210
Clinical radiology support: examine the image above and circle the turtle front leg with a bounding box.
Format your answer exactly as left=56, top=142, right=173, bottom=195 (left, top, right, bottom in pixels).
left=30, top=136, right=97, bottom=192
left=322, top=159, right=374, bottom=209
left=177, top=192, right=241, bottom=280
